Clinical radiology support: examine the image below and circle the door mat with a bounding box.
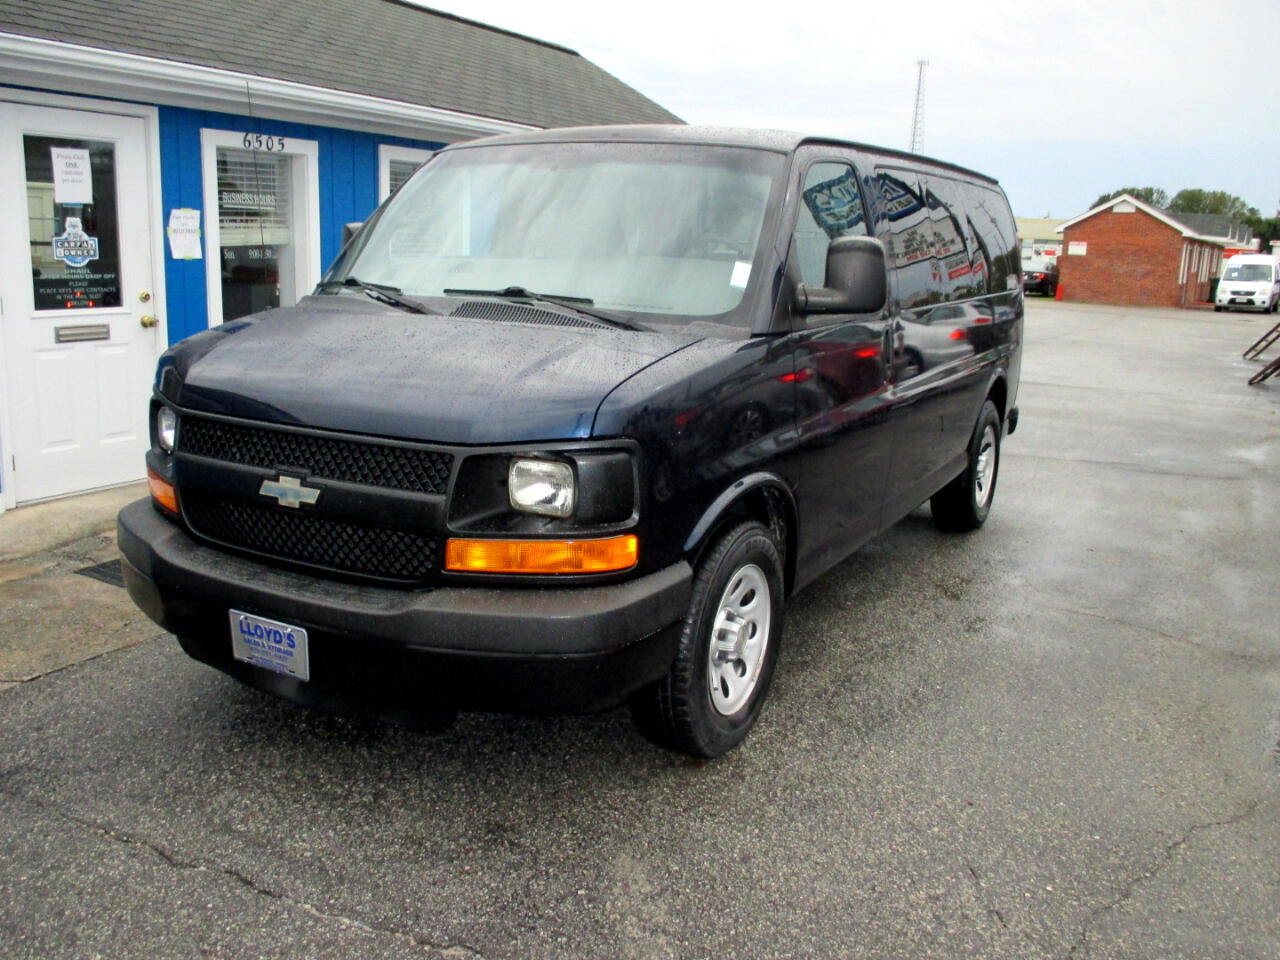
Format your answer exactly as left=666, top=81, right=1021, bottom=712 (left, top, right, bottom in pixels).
left=74, top=559, right=125, bottom=589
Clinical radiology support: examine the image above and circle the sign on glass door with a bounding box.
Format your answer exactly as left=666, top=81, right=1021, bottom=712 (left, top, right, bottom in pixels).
left=25, top=135, right=123, bottom=311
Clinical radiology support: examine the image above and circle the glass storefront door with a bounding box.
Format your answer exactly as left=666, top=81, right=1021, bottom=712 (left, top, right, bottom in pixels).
left=215, top=147, right=296, bottom=321
left=200, top=130, right=319, bottom=326
left=0, top=102, right=161, bottom=504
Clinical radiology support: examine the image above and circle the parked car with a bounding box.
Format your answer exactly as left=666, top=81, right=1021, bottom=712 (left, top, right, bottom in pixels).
left=1022, top=257, right=1059, bottom=296
left=1215, top=253, right=1280, bottom=313
left=119, top=126, right=1023, bottom=757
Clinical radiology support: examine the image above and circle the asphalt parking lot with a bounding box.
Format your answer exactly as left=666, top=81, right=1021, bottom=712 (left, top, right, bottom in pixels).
left=1, top=300, right=1277, bottom=960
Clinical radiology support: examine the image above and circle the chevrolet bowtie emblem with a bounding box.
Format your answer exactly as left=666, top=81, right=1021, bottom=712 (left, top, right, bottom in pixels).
left=259, top=475, right=321, bottom=509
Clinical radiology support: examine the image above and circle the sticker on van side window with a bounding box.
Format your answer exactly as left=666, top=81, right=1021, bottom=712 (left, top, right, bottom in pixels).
left=802, top=170, right=865, bottom=240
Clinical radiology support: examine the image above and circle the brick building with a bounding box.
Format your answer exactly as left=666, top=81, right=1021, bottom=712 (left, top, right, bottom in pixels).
left=1054, top=194, right=1251, bottom=308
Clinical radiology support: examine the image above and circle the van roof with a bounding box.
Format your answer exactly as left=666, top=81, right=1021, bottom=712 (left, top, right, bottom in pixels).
left=444, top=124, right=1002, bottom=186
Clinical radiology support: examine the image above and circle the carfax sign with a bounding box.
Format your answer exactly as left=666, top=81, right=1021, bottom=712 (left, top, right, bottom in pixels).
left=51, top=217, right=99, bottom=268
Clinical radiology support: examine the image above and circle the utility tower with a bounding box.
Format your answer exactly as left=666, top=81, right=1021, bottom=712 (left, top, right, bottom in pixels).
left=909, top=59, right=928, bottom=153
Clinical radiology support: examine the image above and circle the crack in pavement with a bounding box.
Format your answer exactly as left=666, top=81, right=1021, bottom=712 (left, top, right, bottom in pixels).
left=5, top=790, right=489, bottom=960
left=0, top=631, right=170, bottom=687
left=963, top=858, right=1009, bottom=931
left=1003, top=451, right=1245, bottom=483
left=1065, top=799, right=1265, bottom=960
left=1038, top=603, right=1280, bottom=666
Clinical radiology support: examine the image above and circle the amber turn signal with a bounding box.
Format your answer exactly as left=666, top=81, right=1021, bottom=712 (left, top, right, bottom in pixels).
left=445, top=535, right=638, bottom=574
left=148, top=468, right=179, bottom=514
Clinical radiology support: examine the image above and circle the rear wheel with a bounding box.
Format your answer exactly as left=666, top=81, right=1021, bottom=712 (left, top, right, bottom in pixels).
left=931, top=400, right=1001, bottom=532
left=630, top=520, right=784, bottom=758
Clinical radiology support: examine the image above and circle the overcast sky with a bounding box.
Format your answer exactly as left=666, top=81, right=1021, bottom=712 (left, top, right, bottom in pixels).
left=424, top=0, right=1279, bottom=220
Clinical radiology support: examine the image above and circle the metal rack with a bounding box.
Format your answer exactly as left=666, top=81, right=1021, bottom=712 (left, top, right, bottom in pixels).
left=1245, top=319, right=1280, bottom=385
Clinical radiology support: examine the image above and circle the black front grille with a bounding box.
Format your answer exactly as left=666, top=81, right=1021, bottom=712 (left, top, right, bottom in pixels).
left=179, top=417, right=452, bottom=494
left=183, top=494, right=438, bottom=582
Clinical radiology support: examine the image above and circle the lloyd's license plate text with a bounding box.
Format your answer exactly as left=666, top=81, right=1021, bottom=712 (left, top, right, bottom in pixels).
left=230, top=609, right=310, bottom=681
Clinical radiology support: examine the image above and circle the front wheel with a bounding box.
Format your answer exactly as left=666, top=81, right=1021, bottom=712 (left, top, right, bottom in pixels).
left=630, top=520, right=784, bottom=758
left=931, top=399, right=1001, bottom=532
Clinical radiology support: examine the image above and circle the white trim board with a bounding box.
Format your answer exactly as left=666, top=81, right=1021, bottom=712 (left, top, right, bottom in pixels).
left=0, top=32, right=537, bottom=142
left=378, top=144, right=436, bottom=202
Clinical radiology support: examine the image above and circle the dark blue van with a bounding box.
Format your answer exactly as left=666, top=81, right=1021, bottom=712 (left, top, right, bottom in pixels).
left=119, top=126, right=1022, bottom=757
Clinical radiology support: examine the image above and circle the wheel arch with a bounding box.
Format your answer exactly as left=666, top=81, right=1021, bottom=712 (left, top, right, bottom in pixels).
left=985, top=369, right=1009, bottom=425
left=682, top=472, right=799, bottom=596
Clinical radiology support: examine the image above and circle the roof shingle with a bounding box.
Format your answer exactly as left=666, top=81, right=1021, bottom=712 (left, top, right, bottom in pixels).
left=0, top=0, right=681, bottom=128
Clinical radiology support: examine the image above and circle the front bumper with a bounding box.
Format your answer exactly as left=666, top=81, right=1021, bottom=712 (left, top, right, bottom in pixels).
left=1217, top=297, right=1270, bottom=311
left=118, top=499, right=691, bottom=718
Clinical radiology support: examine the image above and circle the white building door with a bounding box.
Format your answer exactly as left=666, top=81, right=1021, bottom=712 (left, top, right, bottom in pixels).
left=0, top=103, right=162, bottom=504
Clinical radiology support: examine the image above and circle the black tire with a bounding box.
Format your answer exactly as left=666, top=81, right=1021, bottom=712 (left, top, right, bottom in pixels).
left=630, top=520, right=784, bottom=758
left=1214, top=305, right=1223, bottom=312
left=931, top=399, right=1001, bottom=532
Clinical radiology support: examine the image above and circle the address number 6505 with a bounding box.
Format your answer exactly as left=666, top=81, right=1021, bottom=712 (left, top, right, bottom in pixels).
left=242, top=133, right=287, bottom=152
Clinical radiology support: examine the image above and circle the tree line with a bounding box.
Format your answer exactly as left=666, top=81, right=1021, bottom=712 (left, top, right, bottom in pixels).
left=1090, top=187, right=1278, bottom=248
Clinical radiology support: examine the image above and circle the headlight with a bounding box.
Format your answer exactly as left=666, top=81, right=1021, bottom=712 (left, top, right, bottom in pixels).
left=509, top=458, right=575, bottom=517
left=156, top=406, right=177, bottom=453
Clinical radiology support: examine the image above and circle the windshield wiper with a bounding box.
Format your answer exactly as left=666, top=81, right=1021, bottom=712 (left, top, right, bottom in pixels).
left=316, top=277, right=434, bottom=315
left=442, top=286, right=638, bottom=330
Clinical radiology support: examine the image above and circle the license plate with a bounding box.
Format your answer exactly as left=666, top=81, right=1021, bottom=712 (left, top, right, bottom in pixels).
left=230, top=609, right=310, bottom=681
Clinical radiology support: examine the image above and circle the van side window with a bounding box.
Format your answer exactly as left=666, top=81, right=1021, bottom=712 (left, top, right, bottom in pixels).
left=922, top=176, right=979, bottom=302
left=963, top=182, right=1019, bottom=292
left=874, top=169, right=935, bottom=310
left=793, top=161, right=868, bottom=286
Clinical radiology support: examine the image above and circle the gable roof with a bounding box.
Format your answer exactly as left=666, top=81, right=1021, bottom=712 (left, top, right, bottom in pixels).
left=0, top=0, right=680, bottom=130
left=1163, top=211, right=1253, bottom=245
left=1057, top=194, right=1249, bottom=246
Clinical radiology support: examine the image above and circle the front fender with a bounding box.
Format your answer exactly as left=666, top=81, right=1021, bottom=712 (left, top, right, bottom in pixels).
left=682, top=472, right=798, bottom=590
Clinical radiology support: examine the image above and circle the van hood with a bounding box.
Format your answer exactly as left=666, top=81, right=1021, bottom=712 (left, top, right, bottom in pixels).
left=159, top=296, right=701, bottom=444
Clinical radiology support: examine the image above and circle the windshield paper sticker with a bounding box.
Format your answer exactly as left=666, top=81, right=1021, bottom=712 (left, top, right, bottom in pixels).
left=730, top=260, right=751, bottom=289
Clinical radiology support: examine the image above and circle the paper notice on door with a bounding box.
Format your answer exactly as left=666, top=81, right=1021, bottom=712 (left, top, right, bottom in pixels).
left=167, top=208, right=203, bottom=260
left=51, top=147, right=93, bottom=205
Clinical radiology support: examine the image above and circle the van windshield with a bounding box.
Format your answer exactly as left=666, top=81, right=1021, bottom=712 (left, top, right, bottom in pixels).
left=330, top=141, right=785, bottom=327
left=1224, top=264, right=1273, bottom=282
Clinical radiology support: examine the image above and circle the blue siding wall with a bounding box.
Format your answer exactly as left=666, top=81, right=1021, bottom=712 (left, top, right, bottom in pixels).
left=158, top=105, right=443, bottom=345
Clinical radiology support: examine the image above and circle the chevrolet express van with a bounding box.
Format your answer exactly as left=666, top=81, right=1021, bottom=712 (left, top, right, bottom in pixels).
left=119, top=126, right=1022, bottom=757
left=1215, top=253, right=1280, bottom=313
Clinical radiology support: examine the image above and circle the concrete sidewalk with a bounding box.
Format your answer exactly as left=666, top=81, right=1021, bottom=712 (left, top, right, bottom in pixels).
left=0, top=481, right=146, bottom=563
left=0, top=481, right=157, bottom=693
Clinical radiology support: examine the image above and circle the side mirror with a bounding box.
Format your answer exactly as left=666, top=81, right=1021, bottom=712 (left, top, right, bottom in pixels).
left=342, top=222, right=365, bottom=246
left=795, top=235, right=887, bottom=314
